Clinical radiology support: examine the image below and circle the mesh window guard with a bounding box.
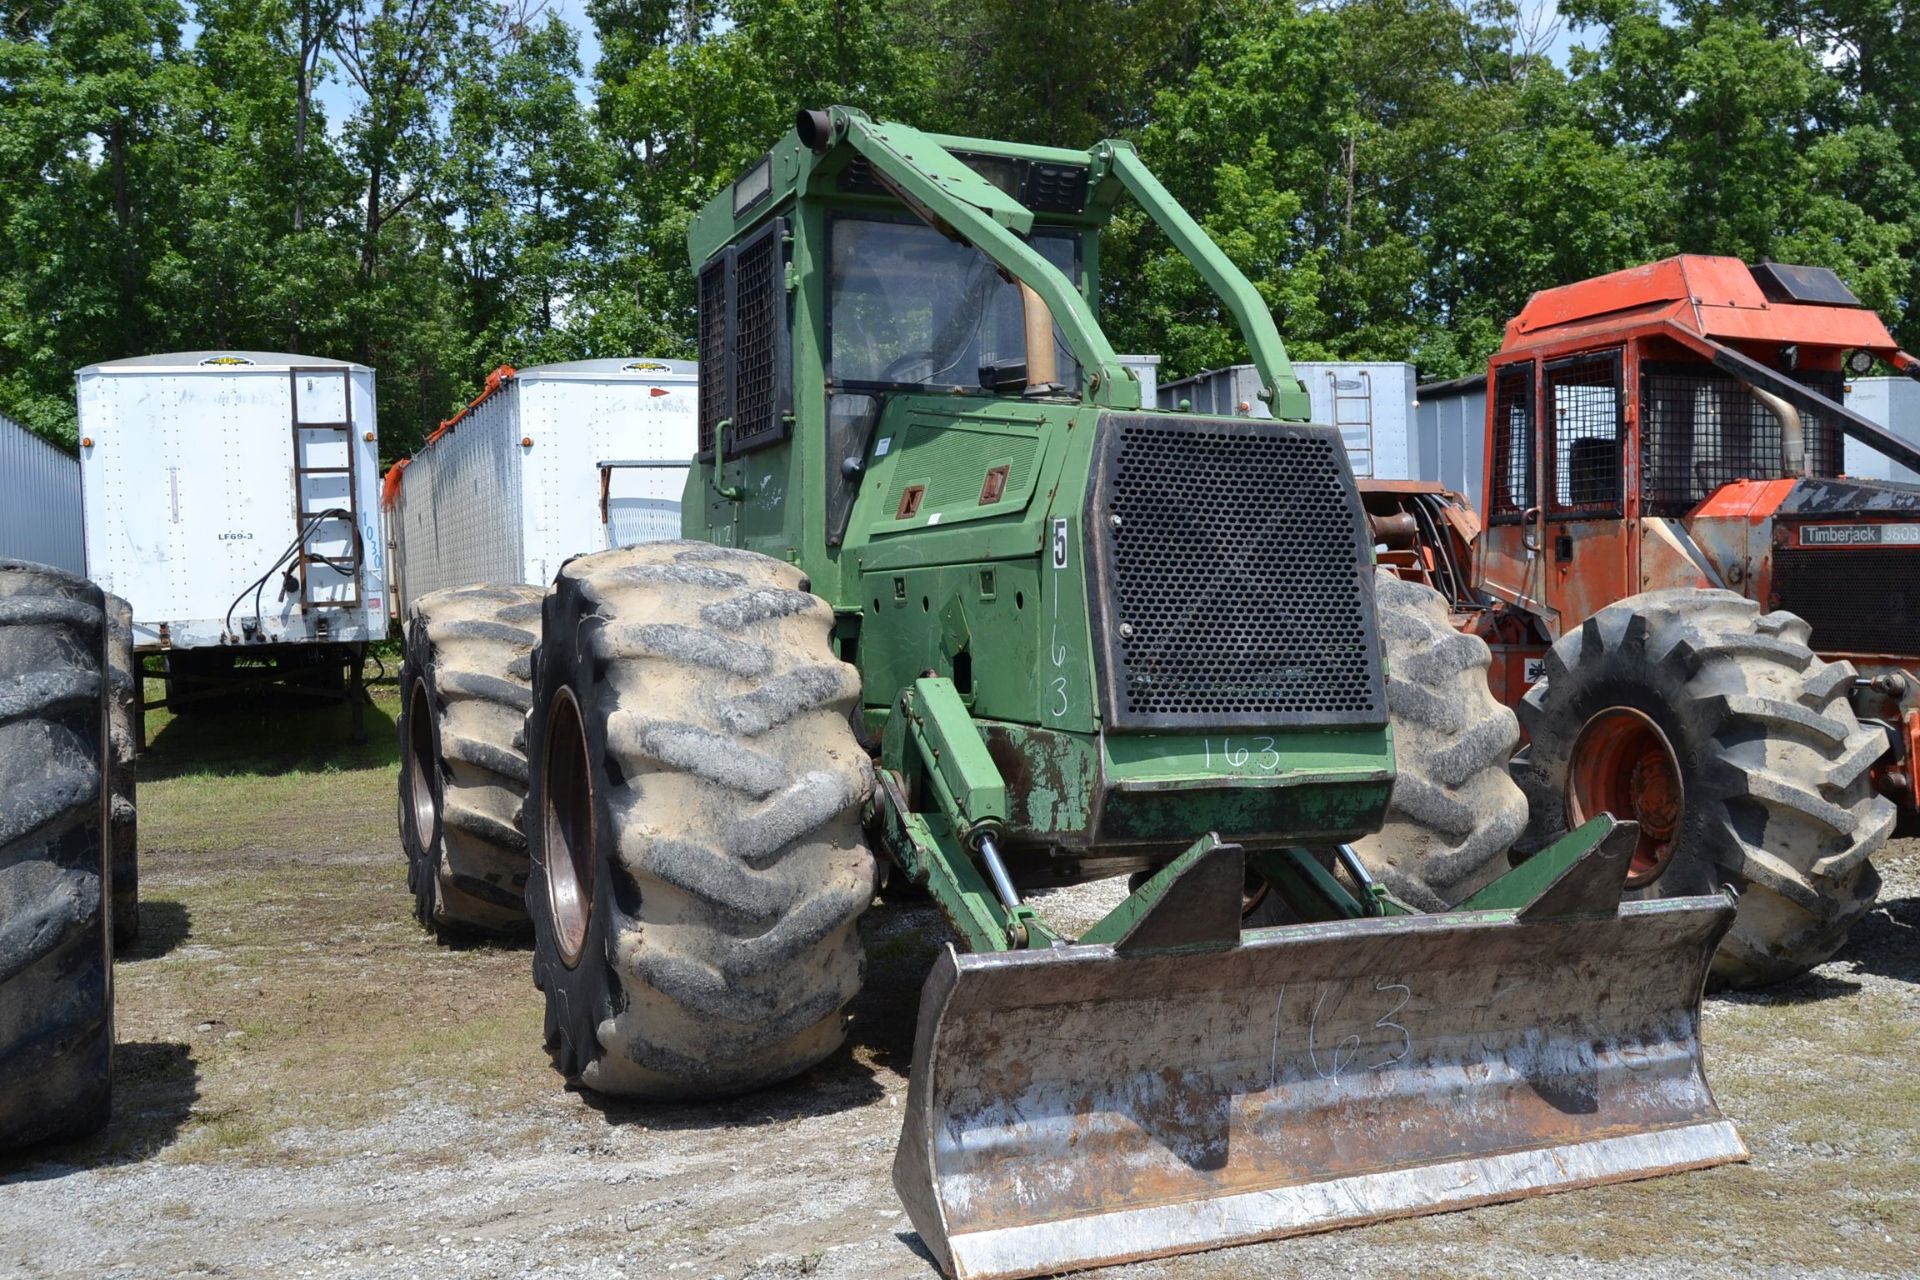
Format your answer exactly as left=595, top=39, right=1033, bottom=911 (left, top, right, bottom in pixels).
left=1795, top=370, right=1848, bottom=480
left=1546, top=352, right=1623, bottom=517
left=1489, top=362, right=1534, bottom=523
left=729, top=222, right=788, bottom=452
left=1640, top=364, right=1847, bottom=515
left=696, top=256, right=730, bottom=460
left=695, top=218, right=792, bottom=460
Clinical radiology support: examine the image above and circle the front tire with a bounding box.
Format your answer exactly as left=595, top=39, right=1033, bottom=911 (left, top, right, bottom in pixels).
left=0, top=560, right=112, bottom=1149
left=1516, top=590, right=1891, bottom=988
left=525, top=543, right=876, bottom=1099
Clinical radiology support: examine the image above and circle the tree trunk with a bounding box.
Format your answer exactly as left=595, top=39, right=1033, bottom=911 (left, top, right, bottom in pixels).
left=110, top=115, right=137, bottom=339
left=294, top=4, right=313, bottom=231
left=362, top=158, right=383, bottom=281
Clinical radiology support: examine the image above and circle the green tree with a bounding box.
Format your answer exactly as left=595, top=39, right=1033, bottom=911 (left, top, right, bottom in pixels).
left=446, top=14, right=614, bottom=365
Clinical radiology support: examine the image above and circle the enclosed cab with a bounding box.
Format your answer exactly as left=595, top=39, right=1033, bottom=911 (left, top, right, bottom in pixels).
left=1435, top=256, right=1920, bottom=986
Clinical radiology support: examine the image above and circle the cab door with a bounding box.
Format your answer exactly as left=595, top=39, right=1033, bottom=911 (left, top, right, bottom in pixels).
left=1537, top=349, right=1632, bottom=632
left=1473, top=358, right=1549, bottom=617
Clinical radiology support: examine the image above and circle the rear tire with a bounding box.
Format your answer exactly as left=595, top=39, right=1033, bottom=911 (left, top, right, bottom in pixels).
left=105, top=594, right=138, bottom=949
left=0, top=559, right=112, bottom=1149
left=397, top=584, right=543, bottom=937
left=526, top=543, right=876, bottom=1099
left=1516, top=590, right=1891, bottom=988
left=1351, top=569, right=1528, bottom=909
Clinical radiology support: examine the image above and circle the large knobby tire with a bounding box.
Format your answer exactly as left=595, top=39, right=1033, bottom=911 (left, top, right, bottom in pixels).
left=397, top=583, right=543, bottom=937
left=105, top=594, right=138, bottom=949
left=525, top=542, right=876, bottom=1099
left=1516, top=590, right=1891, bottom=988
left=1348, top=569, right=1528, bottom=909
left=0, top=559, right=112, bottom=1149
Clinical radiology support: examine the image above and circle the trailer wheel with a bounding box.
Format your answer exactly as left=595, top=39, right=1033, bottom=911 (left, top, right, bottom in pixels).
left=526, top=543, right=876, bottom=1099
left=397, top=584, right=544, bottom=937
left=1516, top=590, right=1891, bottom=988
left=105, top=594, right=138, bottom=949
left=1348, top=568, right=1528, bottom=909
left=0, top=559, right=112, bottom=1149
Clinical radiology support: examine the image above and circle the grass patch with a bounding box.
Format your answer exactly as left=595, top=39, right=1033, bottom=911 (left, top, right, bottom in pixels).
left=105, top=682, right=561, bottom=1165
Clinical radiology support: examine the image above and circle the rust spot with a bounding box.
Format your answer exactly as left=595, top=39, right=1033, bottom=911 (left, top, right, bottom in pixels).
left=980, top=465, right=1010, bottom=505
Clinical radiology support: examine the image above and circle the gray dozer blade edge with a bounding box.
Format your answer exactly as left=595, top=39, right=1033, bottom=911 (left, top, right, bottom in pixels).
left=892, top=850, right=1744, bottom=1280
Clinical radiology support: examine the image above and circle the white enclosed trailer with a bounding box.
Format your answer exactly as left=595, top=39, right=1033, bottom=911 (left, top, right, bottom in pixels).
left=1156, top=361, right=1422, bottom=483
left=1842, top=376, right=1920, bottom=485
left=76, top=351, right=384, bottom=733
left=384, top=358, right=697, bottom=617
left=0, top=407, right=85, bottom=574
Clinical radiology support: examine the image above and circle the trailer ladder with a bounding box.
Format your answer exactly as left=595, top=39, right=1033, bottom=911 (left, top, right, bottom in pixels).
left=1331, top=368, right=1376, bottom=478
left=288, top=366, right=364, bottom=612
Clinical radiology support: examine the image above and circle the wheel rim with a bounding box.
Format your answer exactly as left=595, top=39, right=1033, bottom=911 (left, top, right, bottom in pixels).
left=405, top=679, right=439, bottom=852
left=542, top=686, right=596, bottom=968
left=1567, top=706, right=1684, bottom=888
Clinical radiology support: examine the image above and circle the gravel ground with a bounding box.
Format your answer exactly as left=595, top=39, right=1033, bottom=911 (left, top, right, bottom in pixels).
left=2, top=694, right=1916, bottom=1280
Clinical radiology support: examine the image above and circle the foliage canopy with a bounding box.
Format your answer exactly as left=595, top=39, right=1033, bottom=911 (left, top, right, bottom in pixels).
left=1, top=0, right=1913, bottom=454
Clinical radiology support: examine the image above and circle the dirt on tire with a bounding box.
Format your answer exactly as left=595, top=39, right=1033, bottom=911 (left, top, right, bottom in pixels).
left=1349, top=568, right=1528, bottom=908
left=1516, top=588, right=1891, bottom=988
left=105, top=592, right=137, bottom=949
left=0, top=558, right=112, bottom=1149
left=397, top=583, right=544, bottom=937
left=525, top=541, right=876, bottom=1100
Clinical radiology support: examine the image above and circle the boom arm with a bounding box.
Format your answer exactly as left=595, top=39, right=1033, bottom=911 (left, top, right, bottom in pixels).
left=1699, top=336, right=1920, bottom=476
left=1096, top=142, right=1312, bottom=421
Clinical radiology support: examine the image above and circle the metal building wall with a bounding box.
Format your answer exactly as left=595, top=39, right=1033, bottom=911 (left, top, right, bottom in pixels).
left=0, top=409, right=85, bottom=574
left=1413, top=376, right=1489, bottom=510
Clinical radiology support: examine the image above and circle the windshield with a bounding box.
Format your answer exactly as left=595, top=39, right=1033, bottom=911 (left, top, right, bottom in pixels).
left=827, top=216, right=1081, bottom=391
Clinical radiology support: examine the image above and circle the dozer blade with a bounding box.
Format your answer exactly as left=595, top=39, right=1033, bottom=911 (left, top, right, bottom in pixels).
left=893, top=835, right=1745, bottom=1280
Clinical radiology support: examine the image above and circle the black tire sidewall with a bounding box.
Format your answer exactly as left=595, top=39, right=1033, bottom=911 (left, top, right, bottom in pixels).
left=398, top=615, right=447, bottom=928
left=524, top=572, right=620, bottom=1079
left=0, top=561, right=112, bottom=1148
left=1523, top=630, right=1725, bottom=901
